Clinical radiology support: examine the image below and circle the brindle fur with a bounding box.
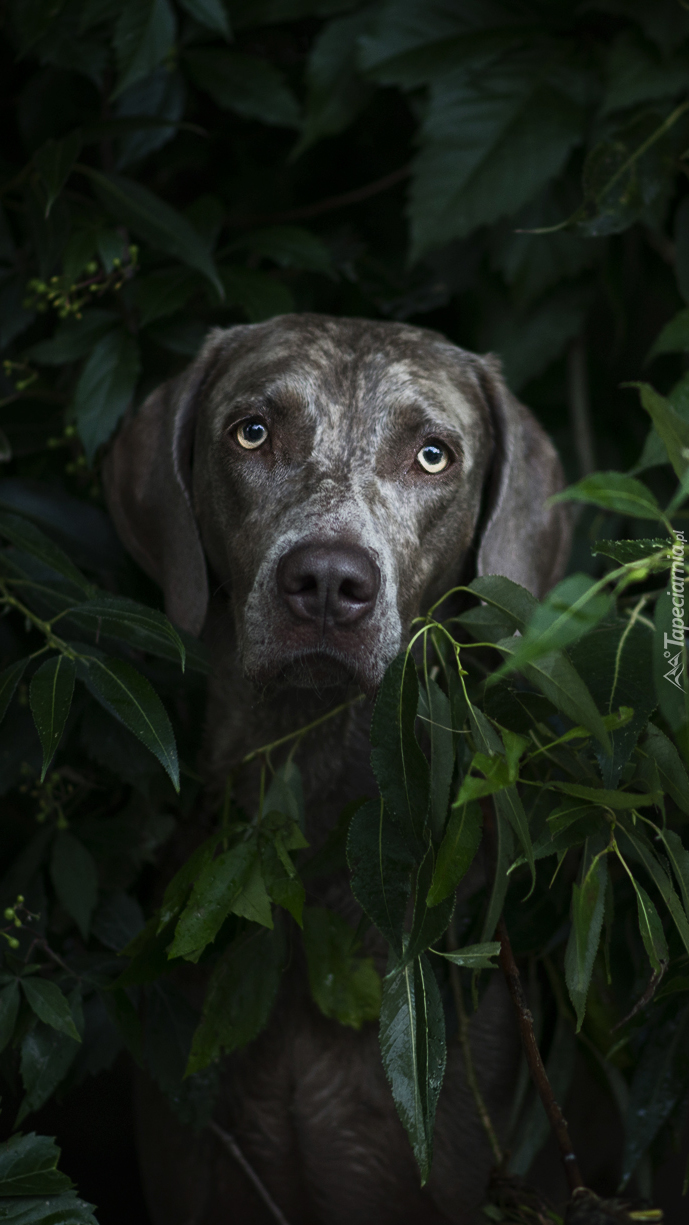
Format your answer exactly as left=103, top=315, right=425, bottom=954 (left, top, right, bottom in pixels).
left=104, top=315, right=571, bottom=1225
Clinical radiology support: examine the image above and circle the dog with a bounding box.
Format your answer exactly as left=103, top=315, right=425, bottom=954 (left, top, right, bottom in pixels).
left=104, top=314, right=571, bottom=1225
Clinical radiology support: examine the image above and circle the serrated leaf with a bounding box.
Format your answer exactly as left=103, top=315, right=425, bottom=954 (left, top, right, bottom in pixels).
left=400, top=846, right=454, bottom=967
left=427, top=800, right=482, bottom=908
left=0, top=512, right=92, bottom=593
left=17, top=1001, right=82, bottom=1127
left=87, top=169, right=223, bottom=297
left=498, top=574, right=614, bottom=672
left=34, top=132, right=82, bottom=217
left=425, top=675, right=454, bottom=841
left=168, top=841, right=256, bottom=961
left=185, top=49, right=300, bottom=127
left=50, top=831, right=98, bottom=942
left=481, top=804, right=514, bottom=942
left=187, top=927, right=284, bottom=1075
left=635, top=882, right=669, bottom=973
left=229, top=855, right=273, bottom=929
left=621, top=1005, right=689, bottom=1187
left=0, top=1133, right=72, bottom=1197
left=495, top=785, right=535, bottom=894
left=0, top=658, right=29, bottom=725
left=591, top=538, right=669, bottom=565
left=20, top=980, right=81, bottom=1043
left=72, top=328, right=141, bottom=464
left=347, top=799, right=416, bottom=956
left=370, top=654, right=429, bottom=857
left=549, top=472, right=663, bottom=520
left=379, top=951, right=445, bottom=1184
left=294, top=7, right=374, bottom=155
left=564, top=841, right=607, bottom=1031
left=641, top=723, right=689, bottom=815
left=302, top=907, right=381, bottom=1029
left=157, top=833, right=222, bottom=931
left=647, top=307, right=689, bottom=362
left=76, top=652, right=179, bottom=790
left=620, top=823, right=689, bottom=959
left=29, top=655, right=75, bottom=781
left=627, top=382, right=689, bottom=479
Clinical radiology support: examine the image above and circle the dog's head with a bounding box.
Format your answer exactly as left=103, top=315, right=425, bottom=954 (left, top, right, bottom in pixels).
left=104, top=315, right=570, bottom=692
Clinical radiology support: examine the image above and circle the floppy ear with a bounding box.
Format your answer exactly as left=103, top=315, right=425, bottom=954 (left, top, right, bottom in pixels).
left=476, top=356, right=572, bottom=598
left=102, top=352, right=215, bottom=636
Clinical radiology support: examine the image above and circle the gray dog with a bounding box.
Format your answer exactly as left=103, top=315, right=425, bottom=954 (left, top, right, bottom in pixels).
left=104, top=315, right=571, bottom=1225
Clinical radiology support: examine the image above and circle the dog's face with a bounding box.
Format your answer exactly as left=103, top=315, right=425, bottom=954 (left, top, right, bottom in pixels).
left=104, top=315, right=570, bottom=692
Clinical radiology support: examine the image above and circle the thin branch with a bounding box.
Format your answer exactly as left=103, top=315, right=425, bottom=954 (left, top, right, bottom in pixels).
left=567, top=337, right=596, bottom=479
left=225, top=165, right=410, bottom=230
left=208, top=1122, right=292, bottom=1225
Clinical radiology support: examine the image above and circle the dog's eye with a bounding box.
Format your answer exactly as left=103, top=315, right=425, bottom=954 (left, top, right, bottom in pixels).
left=417, top=442, right=449, bottom=474
left=236, top=419, right=268, bottom=450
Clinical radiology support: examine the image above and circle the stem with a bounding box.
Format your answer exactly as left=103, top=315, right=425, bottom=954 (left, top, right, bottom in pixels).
left=446, top=927, right=503, bottom=1166
left=0, top=584, right=75, bottom=658
left=567, top=337, right=596, bottom=479
left=496, top=917, right=583, bottom=1195
left=223, top=164, right=410, bottom=230
left=207, top=1122, right=292, bottom=1225
left=482, top=798, right=584, bottom=1196
left=239, top=692, right=365, bottom=766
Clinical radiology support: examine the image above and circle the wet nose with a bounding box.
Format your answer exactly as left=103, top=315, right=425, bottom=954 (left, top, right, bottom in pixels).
left=277, top=544, right=380, bottom=627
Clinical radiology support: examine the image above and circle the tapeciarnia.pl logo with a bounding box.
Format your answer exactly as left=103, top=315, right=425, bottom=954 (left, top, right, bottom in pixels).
left=664, top=530, right=687, bottom=691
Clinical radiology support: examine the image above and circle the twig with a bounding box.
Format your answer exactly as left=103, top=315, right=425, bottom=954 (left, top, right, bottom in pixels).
left=446, top=926, right=503, bottom=1165
left=225, top=165, right=410, bottom=229
left=481, top=798, right=584, bottom=1197
left=496, top=917, right=583, bottom=1196
left=567, top=337, right=596, bottom=479
left=207, top=1121, right=292, bottom=1225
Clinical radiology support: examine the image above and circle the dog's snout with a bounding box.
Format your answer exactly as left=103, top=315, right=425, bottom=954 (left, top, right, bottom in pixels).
left=278, top=544, right=380, bottom=627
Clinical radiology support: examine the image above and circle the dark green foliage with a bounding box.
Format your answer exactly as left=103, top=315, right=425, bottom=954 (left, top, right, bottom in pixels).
left=3, top=0, right=689, bottom=1212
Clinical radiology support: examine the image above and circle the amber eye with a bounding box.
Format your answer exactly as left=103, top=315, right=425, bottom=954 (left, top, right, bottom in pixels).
left=417, top=442, right=449, bottom=473
left=236, top=419, right=268, bottom=450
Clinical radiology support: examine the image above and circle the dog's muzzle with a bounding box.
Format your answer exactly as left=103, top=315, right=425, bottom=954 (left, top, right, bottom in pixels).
left=277, top=543, right=380, bottom=631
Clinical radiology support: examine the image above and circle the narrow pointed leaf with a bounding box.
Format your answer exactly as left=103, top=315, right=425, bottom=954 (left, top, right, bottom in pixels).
left=549, top=472, right=664, bottom=520
left=427, top=800, right=482, bottom=908
left=0, top=512, right=92, bottom=592
left=564, top=842, right=608, bottom=1031
left=168, top=841, right=256, bottom=961
left=401, top=847, right=455, bottom=967
left=370, top=654, right=429, bottom=857
left=620, top=824, right=689, bottom=958
left=495, top=639, right=611, bottom=754
left=76, top=652, right=179, bottom=790
left=50, top=830, right=98, bottom=942
left=425, top=675, right=454, bottom=841
left=20, top=979, right=81, bottom=1043
left=0, top=657, right=29, bottom=725
left=30, top=655, right=75, bottom=781
left=347, top=799, right=416, bottom=956
left=435, top=942, right=500, bottom=970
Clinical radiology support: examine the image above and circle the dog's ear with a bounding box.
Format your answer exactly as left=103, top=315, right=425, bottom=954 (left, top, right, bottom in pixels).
left=102, top=351, right=215, bottom=636
left=476, top=356, right=572, bottom=598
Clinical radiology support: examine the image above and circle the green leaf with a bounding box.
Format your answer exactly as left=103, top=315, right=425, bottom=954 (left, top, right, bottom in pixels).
left=187, top=927, right=284, bottom=1075
left=0, top=512, right=92, bottom=593
left=87, top=169, right=223, bottom=297
left=25, top=311, right=120, bottom=364
left=34, top=132, right=82, bottom=217
left=29, top=655, right=75, bottom=781
left=20, top=980, right=81, bottom=1043
left=228, top=226, right=335, bottom=276
left=627, top=382, right=689, bottom=479
left=424, top=675, right=454, bottom=841
left=495, top=786, right=535, bottom=894
left=156, top=833, right=222, bottom=931
left=467, top=575, right=537, bottom=634
left=564, top=840, right=608, bottom=1031
left=17, top=1005, right=82, bottom=1127
left=619, top=824, right=689, bottom=959
left=646, top=307, right=689, bottom=362
left=66, top=595, right=186, bottom=669
left=50, top=831, right=98, bottom=942
left=112, top=0, right=177, bottom=99
left=0, top=980, right=20, bottom=1055
left=302, top=907, right=381, bottom=1029
left=427, top=800, right=482, bottom=908
left=72, top=328, right=141, bottom=464
left=549, top=782, right=660, bottom=808
left=498, top=574, right=614, bottom=672
left=635, top=882, right=669, bottom=972
left=549, top=472, right=664, bottom=520
left=434, top=942, right=500, bottom=970
left=0, top=658, right=29, bottom=725
left=467, top=702, right=504, bottom=757
left=220, top=265, right=294, bottom=321
left=379, top=951, right=446, bottom=1185
left=480, top=805, right=514, bottom=942
left=656, top=829, right=689, bottom=921
left=185, top=49, right=300, bottom=128
left=494, top=640, right=611, bottom=755
left=573, top=111, right=675, bottom=238
left=370, top=654, right=429, bottom=856
left=406, top=47, right=584, bottom=259
left=0, top=1132, right=73, bottom=1197
left=591, top=538, right=669, bottom=565
left=228, top=855, right=273, bottom=930
left=347, top=799, right=416, bottom=956
left=133, top=267, right=200, bottom=327
left=641, top=723, right=689, bottom=815
left=294, top=8, right=374, bottom=155
left=76, top=652, right=179, bottom=790
left=167, top=840, right=256, bottom=961
left=178, top=0, right=231, bottom=38
left=402, top=846, right=455, bottom=966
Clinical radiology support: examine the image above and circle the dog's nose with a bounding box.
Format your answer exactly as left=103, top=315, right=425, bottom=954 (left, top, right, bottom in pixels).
left=278, top=544, right=380, bottom=627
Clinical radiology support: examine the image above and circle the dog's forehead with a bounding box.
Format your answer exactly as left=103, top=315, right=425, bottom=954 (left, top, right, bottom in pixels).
left=203, top=317, right=488, bottom=444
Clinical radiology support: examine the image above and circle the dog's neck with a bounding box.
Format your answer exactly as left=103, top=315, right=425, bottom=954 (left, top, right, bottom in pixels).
left=202, top=597, right=378, bottom=849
